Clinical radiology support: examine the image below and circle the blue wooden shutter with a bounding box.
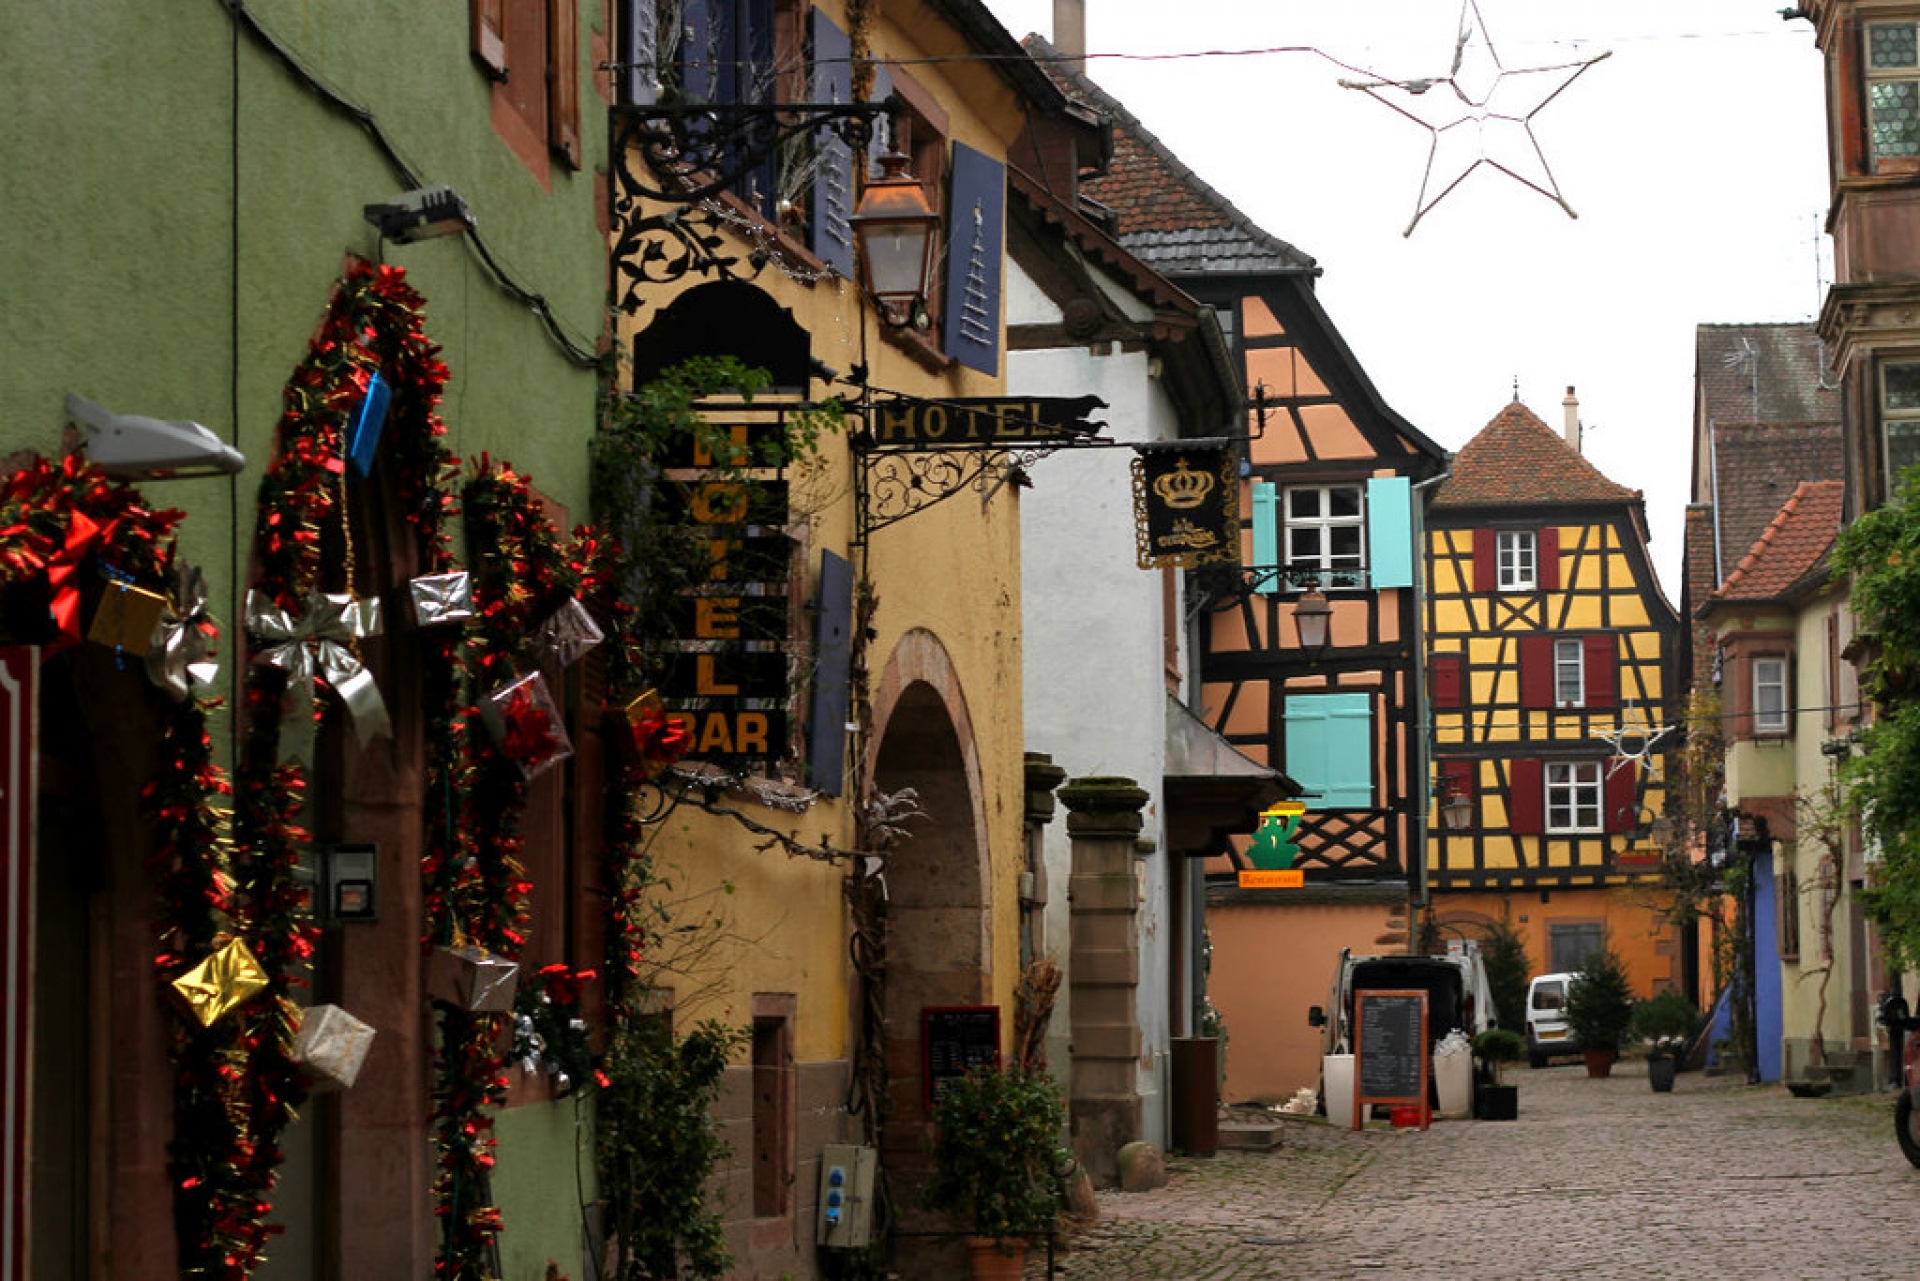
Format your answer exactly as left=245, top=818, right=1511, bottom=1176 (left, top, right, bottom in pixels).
left=808, top=550, right=853, bottom=795
left=809, top=8, right=855, bottom=278
left=679, top=0, right=715, bottom=99
left=1285, top=693, right=1372, bottom=809
left=1251, top=481, right=1278, bottom=593
left=1366, top=476, right=1412, bottom=589
left=618, top=0, right=658, bottom=105
left=943, top=143, right=1004, bottom=375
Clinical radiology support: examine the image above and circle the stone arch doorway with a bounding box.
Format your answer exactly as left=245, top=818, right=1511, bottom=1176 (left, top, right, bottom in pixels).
left=866, top=629, right=988, bottom=1252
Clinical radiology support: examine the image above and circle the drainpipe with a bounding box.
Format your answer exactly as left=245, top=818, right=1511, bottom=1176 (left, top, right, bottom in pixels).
left=1409, top=467, right=1452, bottom=950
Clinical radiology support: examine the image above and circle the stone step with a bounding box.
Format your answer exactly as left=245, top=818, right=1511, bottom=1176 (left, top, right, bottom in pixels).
left=1216, top=1121, right=1283, bottom=1150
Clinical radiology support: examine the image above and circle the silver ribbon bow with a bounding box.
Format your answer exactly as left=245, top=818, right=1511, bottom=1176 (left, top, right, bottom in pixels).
left=246, top=589, right=392, bottom=764
left=147, top=560, right=221, bottom=702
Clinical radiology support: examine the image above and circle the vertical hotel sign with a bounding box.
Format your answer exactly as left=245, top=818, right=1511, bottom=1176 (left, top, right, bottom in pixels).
left=661, top=418, right=791, bottom=766
left=0, top=647, right=35, bottom=1280
left=1132, top=443, right=1239, bottom=569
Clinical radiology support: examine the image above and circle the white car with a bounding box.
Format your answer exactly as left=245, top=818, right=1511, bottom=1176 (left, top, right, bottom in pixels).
left=1525, top=972, right=1580, bottom=1067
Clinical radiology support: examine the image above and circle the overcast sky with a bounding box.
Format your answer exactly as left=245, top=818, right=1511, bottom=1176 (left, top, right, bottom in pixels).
left=980, top=0, right=1834, bottom=600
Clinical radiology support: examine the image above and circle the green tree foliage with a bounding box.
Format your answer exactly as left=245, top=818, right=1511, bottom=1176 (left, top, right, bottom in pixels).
left=1565, top=947, right=1635, bottom=1055
left=1833, top=475, right=1920, bottom=971
left=1477, top=918, right=1531, bottom=1034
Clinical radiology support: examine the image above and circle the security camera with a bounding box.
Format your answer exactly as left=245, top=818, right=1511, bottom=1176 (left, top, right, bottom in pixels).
left=67, top=393, right=246, bottom=479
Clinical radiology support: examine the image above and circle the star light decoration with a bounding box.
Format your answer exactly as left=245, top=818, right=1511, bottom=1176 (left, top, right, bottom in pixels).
left=1338, top=0, right=1611, bottom=236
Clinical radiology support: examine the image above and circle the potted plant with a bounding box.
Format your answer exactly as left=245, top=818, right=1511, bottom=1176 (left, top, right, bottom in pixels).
left=1472, top=1028, right=1525, bottom=1120
left=1632, top=989, right=1702, bottom=1093
left=1564, top=948, right=1635, bottom=1077
left=923, top=1061, right=1073, bottom=1279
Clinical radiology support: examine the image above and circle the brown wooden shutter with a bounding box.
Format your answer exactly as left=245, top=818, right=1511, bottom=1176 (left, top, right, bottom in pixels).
left=1537, top=526, right=1559, bottom=591
left=471, top=0, right=509, bottom=80
left=1508, top=759, right=1543, bottom=834
left=1582, top=634, right=1616, bottom=708
left=1431, top=654, right=1463, bottom=709
left=1518, top=634, right=1554, bottom=709
left=1473, top=528, right=1495, bottom=593
left=1604, top=758, right=1637, bottom=833
left=548, top=0, right=581, bottom=168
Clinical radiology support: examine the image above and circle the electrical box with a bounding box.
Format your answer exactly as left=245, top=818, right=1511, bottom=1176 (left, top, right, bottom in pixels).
left=322, top=843, right=378, bottom=923
left=815, top=1143, right=876, bottom=1250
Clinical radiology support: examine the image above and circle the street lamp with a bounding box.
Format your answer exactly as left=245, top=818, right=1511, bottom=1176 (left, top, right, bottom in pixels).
left=850, top=150, right=940, bottom=329
left=1441, top=789, right=1474, bottom=832
left=1292, top=589, right=1332, bottom=654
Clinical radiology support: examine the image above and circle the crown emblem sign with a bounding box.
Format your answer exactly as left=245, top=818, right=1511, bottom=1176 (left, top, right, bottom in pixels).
left=1152, top=458, right=1214, bottom=510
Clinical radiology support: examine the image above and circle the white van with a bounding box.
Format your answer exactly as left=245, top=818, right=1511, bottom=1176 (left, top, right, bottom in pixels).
left=1525, top=972, right=1580, bottom=1067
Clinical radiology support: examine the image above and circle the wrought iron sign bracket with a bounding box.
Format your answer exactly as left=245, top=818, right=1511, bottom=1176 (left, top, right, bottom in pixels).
left=611, top=101, right=886, bottom=204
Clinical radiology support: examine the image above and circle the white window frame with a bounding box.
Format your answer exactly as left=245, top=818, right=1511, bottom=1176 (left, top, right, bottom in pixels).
left=1866, top=19, right=1920, bottom=166
left=1882, top=360, right=1920, bottom=491
left=1544, top=761, right=1603, bottom=835
left=1553, top=638, right=1585, bottom=709
left=1753, top=656, right=1789, bottom=735
left=1496, top=530, right=1536, bottom=591
left=1283, top=483, right=1367, bottom=590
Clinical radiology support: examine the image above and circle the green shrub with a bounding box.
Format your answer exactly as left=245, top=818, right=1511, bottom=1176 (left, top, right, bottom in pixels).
left=923, top=1064, right=1073, bottom=1243
left=1565, top=947, right=1635, bottom=1055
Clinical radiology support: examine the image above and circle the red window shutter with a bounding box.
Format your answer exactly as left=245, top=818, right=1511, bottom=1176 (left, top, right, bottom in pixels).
left=1508, top=759, right=1543, bottom=835
left=1538, top=526, right=1560, bottom=591
left=1473, top=528, right=1495, bottom=592
left=471, top=0, right=509, bottom=80
left=548, top=0, right=581, bottom=168
left=1431, top=654, right=1463, bottom=708
left=1582, top=634, right=1616, bottom=708
left=1604, top=759, right=1637, bottom=833
left=1518, top=634, right=1554, bottom=709
left=1439, top=758, right=1475, bottom=799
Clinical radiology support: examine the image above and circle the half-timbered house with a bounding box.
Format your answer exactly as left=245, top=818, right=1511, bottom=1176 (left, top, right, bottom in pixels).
left=1035, top=39, right=1451, bottom=1103
left=1425, top=395, right=1684, bottom=1007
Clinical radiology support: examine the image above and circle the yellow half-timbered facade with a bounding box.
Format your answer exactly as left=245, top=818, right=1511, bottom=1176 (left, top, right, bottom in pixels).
left=1425, top=398, right=1683, bottom=996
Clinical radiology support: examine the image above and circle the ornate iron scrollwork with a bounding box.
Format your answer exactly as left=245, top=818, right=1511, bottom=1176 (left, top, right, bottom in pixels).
left=611, top=199, right=763, bottom=313
left=611, top=102, right=882, bottom=204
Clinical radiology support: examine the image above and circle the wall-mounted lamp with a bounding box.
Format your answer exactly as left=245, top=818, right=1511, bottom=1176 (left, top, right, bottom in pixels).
left=1440, top=789, right=1474, bottom=832
left=850, top=151, right=939, bottom=330
left=364, top=185, right=475, bottom=244
left=1292, top=589, right=1332, bottom=654
left=66, top=393, right=246, bottom=479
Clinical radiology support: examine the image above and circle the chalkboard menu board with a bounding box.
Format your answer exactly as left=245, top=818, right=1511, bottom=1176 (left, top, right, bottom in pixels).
left=1355, top=989, right=1429, bottom=1128
left=922, top=1005, right=1001, bottom=1109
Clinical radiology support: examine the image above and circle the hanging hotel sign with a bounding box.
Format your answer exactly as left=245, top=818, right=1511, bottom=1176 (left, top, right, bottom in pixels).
left=1132, top=443, right=1239, bottom=569
left=659, top=448, right=791, bottom=766
left=866, top=394, right=1107, bottom=449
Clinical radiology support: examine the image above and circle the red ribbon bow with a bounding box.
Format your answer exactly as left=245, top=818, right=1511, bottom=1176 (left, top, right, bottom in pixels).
left=501, top=686, right=560, bottom=765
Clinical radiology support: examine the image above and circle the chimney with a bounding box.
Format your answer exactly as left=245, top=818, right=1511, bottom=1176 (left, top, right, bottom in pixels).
left=1562, top=385, right=1580, bottom=454
left=1054, top=0, right=1086, bottom=74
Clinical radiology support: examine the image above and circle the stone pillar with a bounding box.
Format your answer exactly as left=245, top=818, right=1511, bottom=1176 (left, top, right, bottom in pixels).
left=1022, top=753, right=1066, bottom=965
left=1059, top=776, right=1147, bottom=1188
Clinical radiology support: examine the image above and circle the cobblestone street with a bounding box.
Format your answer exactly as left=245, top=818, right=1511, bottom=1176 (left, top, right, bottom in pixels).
left=1028, top=1062, right=1916, bottom=1279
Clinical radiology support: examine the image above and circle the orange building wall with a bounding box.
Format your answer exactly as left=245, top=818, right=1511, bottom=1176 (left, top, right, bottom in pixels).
left=1427, top=887, right=1681, bottom=997
left=1207, top=900, right=1409, bottom=1103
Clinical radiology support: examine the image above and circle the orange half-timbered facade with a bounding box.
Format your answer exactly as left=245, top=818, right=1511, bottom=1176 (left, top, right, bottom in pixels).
left=1054, top=50, right=1452, bottom=1102
left=1425, top=398, right=1683, bottom=995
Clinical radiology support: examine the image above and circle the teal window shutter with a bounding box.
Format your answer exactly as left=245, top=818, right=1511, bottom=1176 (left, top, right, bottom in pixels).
left=1366, top=475, right=1412, bottom=589
left=1251, top=481, right=1278, bottom=594
left=1285, top=693, right=1373, bottom=808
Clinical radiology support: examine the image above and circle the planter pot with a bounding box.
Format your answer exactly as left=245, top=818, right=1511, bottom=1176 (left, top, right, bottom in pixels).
left=1648, top=1056, right=1678, bottom=1093
left=966, top=1236, right=1027, bottom=1280
left=1583, top=1049, right=1616, bottom=1078
left=1475, top=1083, right=1519, bottom=1120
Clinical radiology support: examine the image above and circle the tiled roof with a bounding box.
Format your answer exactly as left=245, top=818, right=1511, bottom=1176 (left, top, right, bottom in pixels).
left=1706, top=421, right=1844, bottom=590
left=1431, top=401, right=1639, bottom=508
left=1713, top=480, right=1844, bottom=605
left=1022, top=35, right=1315, bottom=278
left=1696, top=323, right=1838, bottom=428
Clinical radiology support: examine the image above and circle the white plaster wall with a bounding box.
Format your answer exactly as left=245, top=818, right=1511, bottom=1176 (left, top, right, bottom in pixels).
left=1010, top=258, right=1188, bottom=1146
